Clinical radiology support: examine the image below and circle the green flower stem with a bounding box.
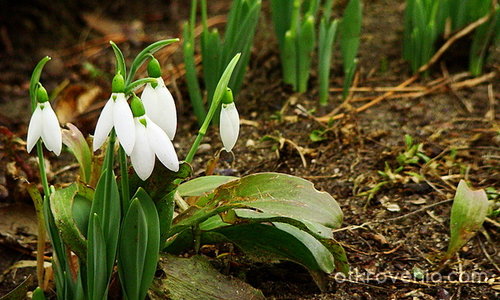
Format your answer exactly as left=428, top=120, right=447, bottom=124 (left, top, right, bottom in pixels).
left=119, top=146, right=130, bottom=213
left=35, top=141, right=50, bottom=289
left=36, top=142, right=50, bottom=197
left=185, top=91, right=221, bottom=164
left=185, top=133, right=205, bottom=164
left=185, top=53, right=241, bottom=163
left=124, top=77, right=158, bottom=95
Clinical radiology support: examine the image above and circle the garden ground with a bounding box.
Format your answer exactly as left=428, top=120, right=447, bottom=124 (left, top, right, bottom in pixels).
left=0, top=0, right=498, bottom=299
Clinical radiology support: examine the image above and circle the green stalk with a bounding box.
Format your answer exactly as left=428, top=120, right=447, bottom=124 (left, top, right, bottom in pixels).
left=29, top=57, right=51, bottom=289
left=185, top=54, right=241, bottom=163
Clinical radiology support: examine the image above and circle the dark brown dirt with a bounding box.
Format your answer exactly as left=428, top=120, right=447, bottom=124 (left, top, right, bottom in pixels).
left=1, top=0, right=498, bottom=299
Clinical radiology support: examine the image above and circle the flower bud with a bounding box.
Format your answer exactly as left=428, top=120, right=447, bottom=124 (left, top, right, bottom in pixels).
left=130, top=94, right=146, bottom=118
left=221, top=87, right=234, bottom=104
left=112, top=73, right=125, bottom=93
left=147, top=57, right=162, bottom=78
left=36, top=84, right=49, bottom=103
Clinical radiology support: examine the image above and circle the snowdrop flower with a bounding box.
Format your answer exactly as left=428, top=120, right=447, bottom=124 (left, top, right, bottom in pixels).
left=219, top=88, right=239, bottom=152
left=140, top=57, right=177, bottom=140
left=93, top=73, right=135, bottom=155
left=129, top=95, right=179, bottom=180
left=27, top=85, right=62, bottom=155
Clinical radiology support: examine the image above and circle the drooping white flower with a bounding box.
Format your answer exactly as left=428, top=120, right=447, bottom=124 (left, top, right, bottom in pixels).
left=219, top=91, right=239, bottom=152
left=130, top=115, right=179, bottom=180
left=141, top=77, right=177, bottom=140
left=27, top=86, right=62, bottom=156
left=93, top=92, right=135, bottom=155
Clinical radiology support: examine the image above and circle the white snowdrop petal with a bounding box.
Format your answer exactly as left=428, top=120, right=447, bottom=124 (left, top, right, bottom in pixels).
left=141, top=83, right=158, bottom=120
left=93, top=98, right=114, bottom=151
left=113, top=95, right=135, bottom=155
left=26, top=105, right=43, bottom=153
left=220, top=103, right=239, bottom=152
left=155, top=85, right=177, bottom=140
left=146, top=119, right=179, bottom=172
left=130, top=120, right=155, bottom=180
left=40, top=103, right=62, bottom=156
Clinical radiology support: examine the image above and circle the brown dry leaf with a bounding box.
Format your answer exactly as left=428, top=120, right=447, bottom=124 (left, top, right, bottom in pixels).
left=55, top=85, right=102, bottom=124
left=81, top=13, right=144, bottom=43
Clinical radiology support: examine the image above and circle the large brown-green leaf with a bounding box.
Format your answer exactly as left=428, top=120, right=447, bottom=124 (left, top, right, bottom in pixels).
left=171, top=173, right=343, bottom=235
left=50, top=183, right=93, bottom=260
left=149, top=254, right=265, bottom=300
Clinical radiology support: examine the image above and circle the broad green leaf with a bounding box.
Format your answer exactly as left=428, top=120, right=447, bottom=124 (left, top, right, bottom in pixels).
left=133, top=189, right=161, bottom=300
left=171, top=173, right=343, bottom=235
left=62, top=123, right=92, bottom=183
left=50, top=183, right=92, bottom=260
left=211, top=173, right=343, bottom=228
left=208, top=223, right=335, bottom=273
left=149, top=254, right=265, bottom=300
left=234, top=208, right=333, bottom=239
left=445, top=180, right=489, bottom=259
left=90, top=169, right=121, bottom=277
left=87, top=213, right=108, bottom=300
left=177, top=175, right=238, bottom=197
left=118, top=199, right=148, bottom=300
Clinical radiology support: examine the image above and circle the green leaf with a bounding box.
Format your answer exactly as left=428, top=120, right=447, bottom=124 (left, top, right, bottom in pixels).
left=171, top=173, right=343, bottom=236
left=208, top=223, right=335, bottom=273
left=118, top=199, right=148, bottom=300
left=182, top=21, right=206, bottom=124
left=87, top=213, right=108, bottom=300
left=50, top=183, right=92, bottom=260
left=133, top=189, right=161, bottom=300
left=212, top=173, right=343, bottom=228
left=29, top=56, right=51, bottom=112
left=469, top=8, right=499, bottom=76
left=109, top=41, right=126, bottom=78
left=62, top=123, right=92, bottom=183
left=309, top=129, right=328, bottom=142
left=297, top=14, right=316, bottom=92
left=201, top=29, right=222, bottom=104
left=31, top=287, right=46, bottom=300
left=177, top=175, right=238, bottom=197
left=126, top=39, right=179, bottom=85
left=90, top=169, right=121, bottom=276
left=318, top=18, right=339, bottom=106
left=149, top=254, right=265, bottom=300
left=128, top=162, right=192, bottom=202
left=234, top=208, right=333, bottom=239
left=340, top=0, right=362, bottom=71
left=445, top=180, right=489, bottom=260
left=282, top=30, right=297, bottom=86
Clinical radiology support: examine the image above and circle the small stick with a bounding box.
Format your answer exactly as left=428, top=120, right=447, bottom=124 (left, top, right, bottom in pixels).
left=329, top=86, right=425, bottom=92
